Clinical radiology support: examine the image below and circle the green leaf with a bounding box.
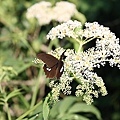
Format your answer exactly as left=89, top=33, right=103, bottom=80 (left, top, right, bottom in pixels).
left=58, top=96, right=77, bottom=115
left=0, top=102, right=4, bottom=106
left=50, top=102, right=61, bottom=118
left=43, top=97, right=50, bottom=120
left=27, top=112, right=41, bottom=120
left=62, top=113, right=89, bottom=120
left=0, top=98, right=5, bottom=102
left=18, top=94, right=30, bottom=109
left=68, top=103, right=102, bottom=120
left=5, top=89, right=21, bottom=102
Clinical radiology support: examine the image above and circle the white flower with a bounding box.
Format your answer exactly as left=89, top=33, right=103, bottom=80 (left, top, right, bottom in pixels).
left=26, top=1, right=77, bottom=25
left=53, top=1, right=77, bottom=22
left=47, top=20, right=117, bottom=45
left=26, top=1, right=52, bottom=25
left=47, top=20, right=82, bottom=40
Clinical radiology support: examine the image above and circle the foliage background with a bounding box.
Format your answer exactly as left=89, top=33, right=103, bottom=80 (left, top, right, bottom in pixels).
left=0, top=0, right=120, bottom=120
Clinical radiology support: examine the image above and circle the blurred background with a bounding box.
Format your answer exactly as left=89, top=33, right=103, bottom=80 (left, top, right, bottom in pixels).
left=0, top=0, right=120, bottom=120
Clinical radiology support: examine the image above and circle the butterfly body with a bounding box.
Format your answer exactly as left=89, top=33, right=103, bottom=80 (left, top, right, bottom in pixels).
left=37, top=51, right=66, bottom=79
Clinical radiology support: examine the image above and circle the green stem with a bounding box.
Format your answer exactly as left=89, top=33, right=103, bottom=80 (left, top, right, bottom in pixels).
left=0, top=72, right=6, bottom=93
left=16, top=100, right=42, bottom=120
left=77, top=37, right=97, bottom=53
left=70, top=38, right=84, bottom=53
left=0, top=72, right=6, bottom=81
left=21, top=38, right=36, bottom=56
left=75, top=39, right=84, bottom=53
left=5, top=102, right=11, bottom=120
left=30, top=80, right=39, bottom=109
left=83, top=37, right=97, bottom=45
left=74, top=10, right=86, bottom=24
left=75, top=38, right=81, bottom=45
left=30, top=67, right=43, bottom=109
left=77, top=42, right=83, bottom=53
left=49, top=38, right=60, bottom=49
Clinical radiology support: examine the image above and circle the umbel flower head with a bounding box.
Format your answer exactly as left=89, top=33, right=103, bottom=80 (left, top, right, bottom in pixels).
left=26, top=1, right=77, bottom=25
left=34, top=20, right=120, bottom=105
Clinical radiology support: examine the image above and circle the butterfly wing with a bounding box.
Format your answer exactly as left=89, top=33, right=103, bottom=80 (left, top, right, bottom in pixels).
left=56, top=61, right=64, bottom=79
left=37, top=51, right=65, bottom=79
left=43, top=64, right=58, bottom=78
left=37, top=53, right=59, bottom=68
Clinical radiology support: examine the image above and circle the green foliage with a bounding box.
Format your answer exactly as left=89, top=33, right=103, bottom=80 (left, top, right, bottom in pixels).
left=0, top=89, right=21, bottom=120
left=43, top=96, right=50, bottom=120
left=49, top=97, right=101, bottom=120
left=0, top=66, right=17, bottom=81
left=0, top=0, right=120, bottom=120
left=28, top=96, right=101, bottom=120
left=0, top=89, right=21, bottom=104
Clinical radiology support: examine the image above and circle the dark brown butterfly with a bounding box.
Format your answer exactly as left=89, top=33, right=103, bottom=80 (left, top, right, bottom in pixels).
left=37, top=50, right=66, bottom=79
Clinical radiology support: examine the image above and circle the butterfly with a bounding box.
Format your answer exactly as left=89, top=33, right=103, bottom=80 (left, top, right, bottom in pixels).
left=37, top=50, right=66, bottom=79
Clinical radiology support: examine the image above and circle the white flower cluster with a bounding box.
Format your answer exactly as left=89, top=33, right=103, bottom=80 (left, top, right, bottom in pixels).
left=48, top=48, right=108, bottom=105
left=26, top=1, right=77, bottom=25
left=45, top=21, right=120, bottom=104
left=47, top=20, right=117, bottom=41
left=47, top=20, right=82, bottom=39
left=32, top=58, right=41, bottom=64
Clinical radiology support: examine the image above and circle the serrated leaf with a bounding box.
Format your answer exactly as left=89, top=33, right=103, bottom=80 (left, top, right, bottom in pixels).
left=68, top=103, right=102, bottom=120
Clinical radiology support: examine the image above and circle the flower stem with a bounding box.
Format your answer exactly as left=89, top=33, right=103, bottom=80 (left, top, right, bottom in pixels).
left=78, top=43, right=83, bottom=53
left=83, top=37, right=97, bottom=45
left=5, top=102, right=11, bottom=120
left=76, top=39, right=84, bottom=53
left=30, top=67, right=43, bottom=109
left=0, top=72, right=6, bottom=93
left=16, top=100, right=42, bottom=120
